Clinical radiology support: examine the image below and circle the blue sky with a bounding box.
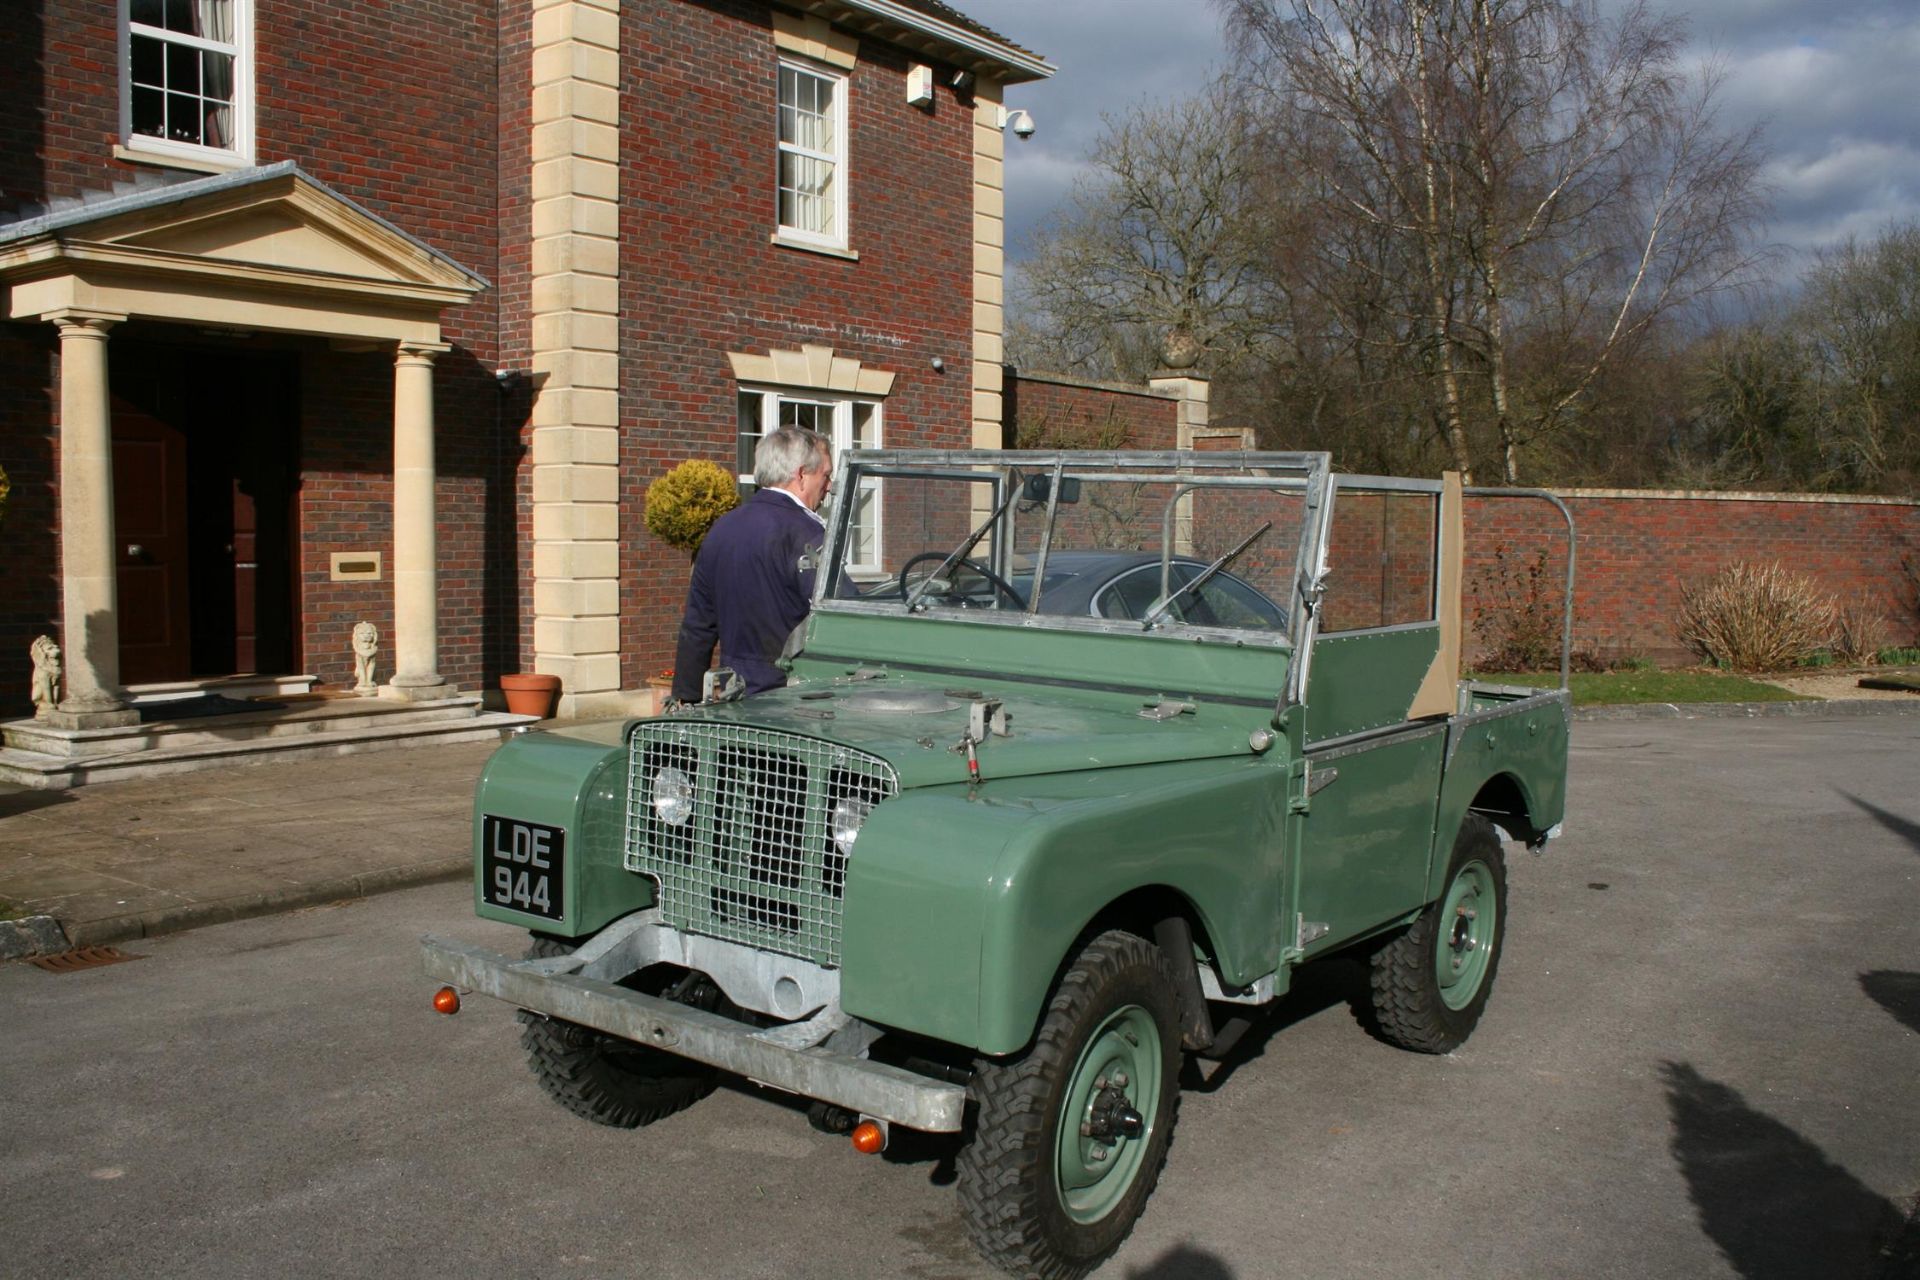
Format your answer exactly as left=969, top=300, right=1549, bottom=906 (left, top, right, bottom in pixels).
left=959, top=0, right=1920, bottom=270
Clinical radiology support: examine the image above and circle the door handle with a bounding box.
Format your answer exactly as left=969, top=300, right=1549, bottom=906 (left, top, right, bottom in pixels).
left=126, top=544, right=146, bottom=558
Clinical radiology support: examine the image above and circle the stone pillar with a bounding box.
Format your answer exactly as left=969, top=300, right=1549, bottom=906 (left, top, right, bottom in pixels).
left=49, top=311, right=138, bottom=729
left=385, top=341, right=456, bottom=700
left=972, top=81, right=1007, bottom=452
left=1150, top=376, right=1217, bottom=557
left=529, top=0, right=624, bottom=719
left=1148, top=375, right=1217, bottom=449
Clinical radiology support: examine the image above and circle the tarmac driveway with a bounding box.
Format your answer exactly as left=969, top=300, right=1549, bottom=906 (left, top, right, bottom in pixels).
left=0, top=713, right=1915, bottom=1278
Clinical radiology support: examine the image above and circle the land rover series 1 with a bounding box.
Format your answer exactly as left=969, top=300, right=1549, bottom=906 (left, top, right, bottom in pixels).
left=422, top=449, right=1571, bottom=1279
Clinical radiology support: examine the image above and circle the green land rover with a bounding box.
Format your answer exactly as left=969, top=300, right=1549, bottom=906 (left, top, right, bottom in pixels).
left=423, top=449, right=1572, bottom=1279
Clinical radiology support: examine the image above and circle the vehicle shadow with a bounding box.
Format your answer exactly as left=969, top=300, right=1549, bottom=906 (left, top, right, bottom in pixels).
left=1860, top=970, right=1920, bottom=1036
left=1839, top=790, right=1920, bottom=857
left=1660, top=1060, right=1905, bottom=1279
left=1125, top=1243, right=1236, bottom=1278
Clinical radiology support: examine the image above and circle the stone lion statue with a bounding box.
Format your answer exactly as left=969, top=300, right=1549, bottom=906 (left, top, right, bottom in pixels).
left=30, top=634, right=61, bottom=717
left=352, top=621, right=379, bottom=695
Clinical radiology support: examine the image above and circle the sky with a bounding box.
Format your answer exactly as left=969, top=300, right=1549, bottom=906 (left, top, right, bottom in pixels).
left=956, top=0, right=1920, bottom=274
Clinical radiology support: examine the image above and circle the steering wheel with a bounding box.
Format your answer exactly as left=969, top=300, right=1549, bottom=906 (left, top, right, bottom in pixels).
left=896, top=552, right=1024, bottom=610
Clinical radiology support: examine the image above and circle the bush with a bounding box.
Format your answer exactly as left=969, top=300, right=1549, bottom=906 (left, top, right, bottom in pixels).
left=1828, top=601, right=1886, bottom=666
left=644, top=460, right=739, bottom=557
left=1470, top=544, right=1563, bottom=672
left=1673, top=562, right=1837, bottom=672
left=1878, top=645, right=1920, bottom=667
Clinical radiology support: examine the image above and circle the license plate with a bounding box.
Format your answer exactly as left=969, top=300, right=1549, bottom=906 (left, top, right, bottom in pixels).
left=481, top=816, right=565, bottom=921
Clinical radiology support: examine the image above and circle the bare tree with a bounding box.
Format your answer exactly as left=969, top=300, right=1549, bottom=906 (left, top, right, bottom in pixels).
left=1008, top=79, right=1282, bottom=384
left=1217, top=0, right=1770, bottom=482
left=1797, top=222, right=1920, bottom=492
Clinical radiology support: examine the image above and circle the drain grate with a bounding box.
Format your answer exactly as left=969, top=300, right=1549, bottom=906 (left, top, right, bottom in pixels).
left=26, top=946, right=143, bottom=974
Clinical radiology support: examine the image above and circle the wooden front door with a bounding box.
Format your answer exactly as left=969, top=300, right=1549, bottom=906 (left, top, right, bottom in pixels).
left=112, top=400, right=193, bottom=684
left=110, top=343, right=299, bottom=684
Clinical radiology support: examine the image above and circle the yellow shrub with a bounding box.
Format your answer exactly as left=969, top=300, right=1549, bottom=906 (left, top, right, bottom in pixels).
left=644, top=459, right=739, bottom=555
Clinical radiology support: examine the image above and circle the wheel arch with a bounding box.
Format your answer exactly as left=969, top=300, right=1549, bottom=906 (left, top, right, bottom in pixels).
left=1429, top=769, right=1537, bottom=900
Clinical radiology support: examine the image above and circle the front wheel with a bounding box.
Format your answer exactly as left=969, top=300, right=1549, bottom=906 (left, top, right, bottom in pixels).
left=1368, top=814, right=1509, bottom=1053
left=517, top=937, right=720, bottom=1128
left=957, top=930, right=1182, bottom=1280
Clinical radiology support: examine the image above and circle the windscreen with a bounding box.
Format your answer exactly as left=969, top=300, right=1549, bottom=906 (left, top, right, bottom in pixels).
left=823, top=458, right=1312, bottom=637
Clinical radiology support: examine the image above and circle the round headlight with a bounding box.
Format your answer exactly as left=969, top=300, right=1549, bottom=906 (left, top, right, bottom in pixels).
left=831, top=796, right=874, bottom=856
left=652, top=766, right=693, bottom=827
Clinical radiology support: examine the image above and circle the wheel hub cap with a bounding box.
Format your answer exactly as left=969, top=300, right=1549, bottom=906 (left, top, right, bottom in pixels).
left=1056, top=1005, right=1162, bottom=1224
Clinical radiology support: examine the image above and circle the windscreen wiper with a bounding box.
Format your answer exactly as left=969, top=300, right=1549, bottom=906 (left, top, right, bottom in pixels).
left=904, top=477, right=1024, bottom=613
left=1140, top=522, right=1273, bottom=630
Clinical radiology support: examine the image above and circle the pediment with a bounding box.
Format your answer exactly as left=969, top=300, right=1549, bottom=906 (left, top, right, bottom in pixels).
left=0, top=162, right=484, bottom=295
left=99, top=175, right=483, bottom=291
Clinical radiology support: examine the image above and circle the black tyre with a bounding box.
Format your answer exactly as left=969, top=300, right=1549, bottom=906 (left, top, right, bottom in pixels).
left=957, top=930, right=1183, bottom=1280
left=1369, top=814, right=1508, bottom=1054
left=517, top=937, right=719, bottom=1128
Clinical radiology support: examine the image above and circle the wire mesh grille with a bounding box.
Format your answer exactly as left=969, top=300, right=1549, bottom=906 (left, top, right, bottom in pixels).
left=626, top=722, right=899, bottom=967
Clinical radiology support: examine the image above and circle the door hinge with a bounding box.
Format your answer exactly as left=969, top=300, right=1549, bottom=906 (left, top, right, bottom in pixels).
left=1296, top=914, right=1330, bottom=947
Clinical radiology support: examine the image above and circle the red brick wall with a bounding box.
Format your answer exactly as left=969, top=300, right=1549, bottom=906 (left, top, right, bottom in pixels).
left=1463, top=491, right=1920, bottom=666
left=616, top=0, right=979, bottom=686
left=0, top=0, right=507, bottom=696
left=1004, top=372, right=1180, bottom=449
left=255, top=0, right=503, bottom=691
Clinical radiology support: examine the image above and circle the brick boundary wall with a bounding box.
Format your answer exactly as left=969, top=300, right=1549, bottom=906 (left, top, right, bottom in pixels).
left=1004, top=370, right=1182, bottom=449
left=1462, top=489, right=1920, bottom=666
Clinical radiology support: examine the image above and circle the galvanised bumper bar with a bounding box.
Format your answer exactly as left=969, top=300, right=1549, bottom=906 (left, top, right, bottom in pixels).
left=420, top=935, right=968, bottom=1132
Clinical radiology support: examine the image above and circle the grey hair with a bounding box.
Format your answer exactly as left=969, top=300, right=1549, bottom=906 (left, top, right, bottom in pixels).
left=753, top=425, right=831, bottom=488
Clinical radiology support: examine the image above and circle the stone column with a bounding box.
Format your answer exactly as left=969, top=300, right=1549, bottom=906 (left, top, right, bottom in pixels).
left=49, top=311, right=138, bottom=729
left=529, top=0, right=624, bottom=719
left=385, top=341, right=456, bottom=701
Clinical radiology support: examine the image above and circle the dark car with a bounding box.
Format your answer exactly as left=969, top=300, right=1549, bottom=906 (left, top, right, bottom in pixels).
left=1019, top=551, right=1288, bottom=630
left=878, top=549, right=1288, bottom=631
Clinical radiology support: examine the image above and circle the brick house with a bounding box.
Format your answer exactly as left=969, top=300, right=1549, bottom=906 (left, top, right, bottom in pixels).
left=0, top=0, right=1052, bottom=746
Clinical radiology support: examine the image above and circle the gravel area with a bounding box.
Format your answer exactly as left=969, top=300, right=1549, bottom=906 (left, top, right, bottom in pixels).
left=1756, top=668, right=1920, bottom=700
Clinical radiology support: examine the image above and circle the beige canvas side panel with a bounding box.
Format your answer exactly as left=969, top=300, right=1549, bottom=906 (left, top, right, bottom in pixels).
left=1408, top=471, right=1464, bottom=719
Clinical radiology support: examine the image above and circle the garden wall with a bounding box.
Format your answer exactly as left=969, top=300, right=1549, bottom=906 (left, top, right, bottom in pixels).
left=1463, top=489, right=1920, bottom=667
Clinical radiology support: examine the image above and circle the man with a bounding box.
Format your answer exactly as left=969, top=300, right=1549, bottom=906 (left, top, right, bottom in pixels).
left=670, top=426, right=832, bottom=702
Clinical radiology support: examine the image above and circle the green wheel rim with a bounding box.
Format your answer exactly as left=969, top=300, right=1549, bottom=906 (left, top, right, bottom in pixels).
left=1054, top=1004, right=1162, bottom=1225
left=1435, top=858, right=1497, bottom=1010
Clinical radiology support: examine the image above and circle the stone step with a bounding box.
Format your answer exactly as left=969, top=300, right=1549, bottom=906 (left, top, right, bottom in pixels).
left=2, top=695, right=498, bottom=758
left=0, top=710, right=535, bottom=790
left=125, top=673, right=319, bottom=705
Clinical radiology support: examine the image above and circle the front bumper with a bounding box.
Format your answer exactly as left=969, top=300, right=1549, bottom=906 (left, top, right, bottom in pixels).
left=420, top=935, right=968, bottom=1132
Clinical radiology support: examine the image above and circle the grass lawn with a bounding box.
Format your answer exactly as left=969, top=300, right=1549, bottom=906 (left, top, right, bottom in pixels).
left=1471, top=668, right=1812, bottom=707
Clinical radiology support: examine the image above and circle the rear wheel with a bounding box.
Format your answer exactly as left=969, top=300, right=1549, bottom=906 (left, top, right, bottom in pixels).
left=957, top=930, right=1182, bottom=1280
left=1369, top=814, right=1508, bottom=1053
left=517, top=936, right=720, bottom=1128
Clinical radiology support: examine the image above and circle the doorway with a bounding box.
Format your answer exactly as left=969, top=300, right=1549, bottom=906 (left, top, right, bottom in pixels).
left=111, top=341, right=300, bottom=685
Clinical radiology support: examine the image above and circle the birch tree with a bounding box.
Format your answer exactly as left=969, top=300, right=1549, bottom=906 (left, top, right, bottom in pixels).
left=1216, top=0, right=1769, bottom=481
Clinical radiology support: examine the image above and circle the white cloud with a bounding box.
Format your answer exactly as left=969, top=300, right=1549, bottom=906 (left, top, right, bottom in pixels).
left=951, top=0, right=1920, bottom=267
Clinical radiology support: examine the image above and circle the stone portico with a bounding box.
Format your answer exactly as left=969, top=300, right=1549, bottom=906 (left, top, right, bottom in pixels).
left=0, top=163, right=485, bottom=734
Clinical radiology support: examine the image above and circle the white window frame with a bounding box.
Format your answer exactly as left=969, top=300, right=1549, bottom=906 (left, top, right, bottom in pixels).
left=119, top=0, right=255, bottom=169
left=775, top=57, right=848, bottom=250
left=738, top=388, right=882, bottom=573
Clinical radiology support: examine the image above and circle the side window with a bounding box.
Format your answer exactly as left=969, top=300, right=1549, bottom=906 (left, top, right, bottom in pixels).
left=776, top=60, right=847, bottom=249
left=1095, top=565, right=1172, bottom=621
left=1193, top=574, right=1287, bottom=630
left=123, top=0, right=253, bottom=166
left=1321, top=487, right=1439, bottom=633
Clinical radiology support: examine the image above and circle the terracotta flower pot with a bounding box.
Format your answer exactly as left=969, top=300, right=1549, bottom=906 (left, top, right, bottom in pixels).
left=500, top=673, right=562, bottom=718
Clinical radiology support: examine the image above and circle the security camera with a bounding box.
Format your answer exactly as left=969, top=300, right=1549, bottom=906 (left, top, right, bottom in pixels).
left=1005, top=108, right=1035, bottom=139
